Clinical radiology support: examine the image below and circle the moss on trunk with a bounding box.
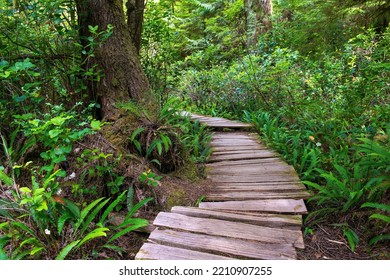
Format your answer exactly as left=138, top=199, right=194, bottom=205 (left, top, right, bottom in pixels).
left=75, top=0, right=150, bottom=121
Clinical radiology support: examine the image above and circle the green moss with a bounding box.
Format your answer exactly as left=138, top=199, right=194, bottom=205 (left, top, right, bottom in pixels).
left=166, top=189, right=187, bottom=210
left=112, top=77, right=119, bottom=87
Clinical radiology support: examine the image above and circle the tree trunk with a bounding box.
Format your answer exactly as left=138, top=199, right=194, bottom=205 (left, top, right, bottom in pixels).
left=245, top=0, right=273, bottom=46
left=127, top=0, right=145, bottom=54
left=75, top=0, right=149, bottom=121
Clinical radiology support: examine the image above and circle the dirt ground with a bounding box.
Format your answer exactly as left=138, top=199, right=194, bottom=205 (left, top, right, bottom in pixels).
left=297, top=225, right=389, bottom=260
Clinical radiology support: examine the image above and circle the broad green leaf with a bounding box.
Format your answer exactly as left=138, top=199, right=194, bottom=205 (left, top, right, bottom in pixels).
left=130, top=127, right=145, bottom=141
left=74, top=197, right=105, bottom=234
left=91, top=120, right=102, bottom=130
left=36, top=200, right=48, bottom=211
left=126, top=197, right=153, bottom=219
left=19, top=187, right=31, bottom=193
left=30, top=247, right=45, bottom=256
left=368, top=234, right=390, bottom=246
left=343, top=228, right=359, bottom=252
left=82, top=198, right=110, bottom=234
left=369, top=214, right=390, bottom=223
left=58, top=213, right=74, bottom=235
left=107, top=220, right=148, bottom=243
left=11, top=221, right=36, bottom=237
left=361, top=202, right=390, bottom=212
left=75, top=227, right=109, bottom=249
left=55, top=240, right=80, bottom=260
left=50, top=116, right=71, bottom=126
left=99, top=191, right=127, bottom=225
left=0, top=169, right=13, bottom=186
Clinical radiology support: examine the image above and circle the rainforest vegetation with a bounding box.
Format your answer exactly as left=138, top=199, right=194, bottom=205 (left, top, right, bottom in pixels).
left=0, top=0, right=389, bottom=259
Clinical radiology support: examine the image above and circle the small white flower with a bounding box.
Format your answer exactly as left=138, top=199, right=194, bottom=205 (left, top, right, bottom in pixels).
left=69, top=172, right=76, bottom=179
left=57, top=188, right=62, bottom=195
left=316, top=142, right=322, bottom=147
left=45, top=229, right=51, bottom=235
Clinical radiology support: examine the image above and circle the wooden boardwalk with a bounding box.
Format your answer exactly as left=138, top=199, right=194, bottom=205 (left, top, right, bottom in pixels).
left=135, top=113, right=309, bottom=260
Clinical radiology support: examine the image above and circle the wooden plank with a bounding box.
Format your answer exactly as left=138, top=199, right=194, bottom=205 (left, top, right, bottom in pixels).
left=149, top=229, right=297, bottom=260
left=212, top=149, right=276, bottom=156
left=153, top=212, right=305, bottom=248
left=207, top=165, right=295, bottom=174
left=207, top=158, right=288, bottom=167
left=199, top=199, right=308, bottom=214
left=209, top=152, right=277, bottom=162
left=205, top=190, right=311, bottom=201
left=212, top=134, right=259, bottom=140
left=171, top=206, right=302, bottom=228
left=208, top=174, right=301, bottom=183
left=211, top=182, right=307, bottom=192
left=211, top=137, right=259, bottom=142
left=135, top=243, right=234, bottom=260
left=204, top=123, right=252, bottom=128
left=212, top=145, right=268, bottom=152
left=210, top=140, right=261, bottom=146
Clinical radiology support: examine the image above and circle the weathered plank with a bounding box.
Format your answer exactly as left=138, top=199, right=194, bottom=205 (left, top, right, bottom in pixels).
left=211, top=182, right=307, bottom=192
left=212, top=149, right=277, bottom=156
left=207, top=165, right=296, bottom=174
left=210, top=141, right=262, bottom=147
left=207, top=158, right=289, bottom=167
left=135, top=243, right=234, bottom=260
left=211, top=138, right=260, bottom=143
left=208, top=174, right=301, bottom=183
left=149, top=229, right=297, bottom=260
left=205, top=123, right=253, bottom=128
left=209, top=152, right=277, bottom=162
left=153, top=212, right=305, bottom=248
left=171, top=206, right=302, bottom=228
left=212, top=145, right=268, bottom=152
left=206, top=190, right=311, bottom=201
left=199, top=199, right=308, bottom=214
left=212, top=133, right=260, bottom=140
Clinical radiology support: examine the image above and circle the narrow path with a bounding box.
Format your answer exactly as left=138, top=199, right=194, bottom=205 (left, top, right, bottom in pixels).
left=135, top=113, right=309, bottom=260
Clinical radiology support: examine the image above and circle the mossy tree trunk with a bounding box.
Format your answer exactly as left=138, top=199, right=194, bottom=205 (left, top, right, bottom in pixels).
left=127, top=0, right=145, bottom=54
left=75, top=0, right=149, bottom=121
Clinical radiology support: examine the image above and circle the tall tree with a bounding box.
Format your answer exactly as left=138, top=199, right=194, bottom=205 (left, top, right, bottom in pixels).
left=245, top=0, right=273, bottom=46
left=75, top=0, right=149, bottom=121
left=127, top=0, right=145, bottom=54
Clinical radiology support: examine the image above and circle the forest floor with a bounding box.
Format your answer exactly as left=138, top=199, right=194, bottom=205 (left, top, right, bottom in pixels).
left=297, top=226, right=381, bottom=260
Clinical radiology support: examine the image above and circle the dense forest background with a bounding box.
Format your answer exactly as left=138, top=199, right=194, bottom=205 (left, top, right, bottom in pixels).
left=0, top=0, right=389, bottom=259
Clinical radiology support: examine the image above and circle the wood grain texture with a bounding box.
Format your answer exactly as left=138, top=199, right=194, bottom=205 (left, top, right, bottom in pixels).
left=148, top=229, right=297, bottom=260
left=206, top=190, right=311, bottom=200
left=208, top=174, right=301, bottom=183
left=209, top=152, right=277, bottom=162
left=171, top=206, right=302, bottom=228
left=199, top=199, right=308, bottom=214
left=153, top=212, right=305, bottom=248
left=135, top=243, right=234, bottom=260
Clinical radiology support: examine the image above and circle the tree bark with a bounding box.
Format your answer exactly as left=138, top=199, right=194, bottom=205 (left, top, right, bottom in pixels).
left=75, top=0, right=149, bottom=121
left=127, top=0, right=145, bottom=54
left=245, top=0, right=273, bottom=46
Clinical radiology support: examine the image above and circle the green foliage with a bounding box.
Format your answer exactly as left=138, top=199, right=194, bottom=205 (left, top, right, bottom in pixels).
left=139, top=170, right=163, bottom=188
left=180, top=120, right=213, bottom=163
left=123, top=97, right=213, bottom=172
left=0, top=184, right=151, bottom=259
